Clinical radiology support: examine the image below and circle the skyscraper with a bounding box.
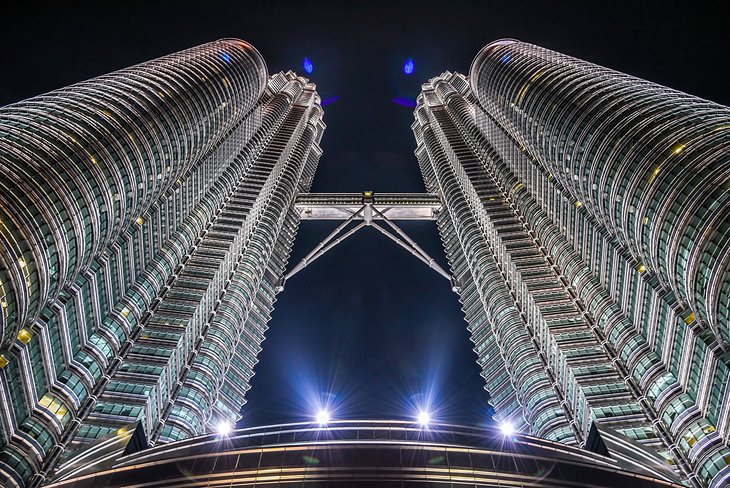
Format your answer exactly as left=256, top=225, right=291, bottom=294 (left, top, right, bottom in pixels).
left=413, top=40, right=729, bottom=487
left=0, top=39, right=324, bottom=486
left=1, top=35, right=728, bottom=488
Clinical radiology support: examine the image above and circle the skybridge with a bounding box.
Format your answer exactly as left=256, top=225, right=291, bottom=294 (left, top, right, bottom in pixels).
left=283, top=191, right=459, bottom=291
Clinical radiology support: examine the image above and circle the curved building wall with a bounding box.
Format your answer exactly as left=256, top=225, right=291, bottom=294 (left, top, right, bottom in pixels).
left=470, top=40, right=730, bottom=348
left=0, top=38, right=267, bottom=348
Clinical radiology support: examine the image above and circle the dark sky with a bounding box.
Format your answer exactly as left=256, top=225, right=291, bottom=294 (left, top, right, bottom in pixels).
left=3, top=1, right=728, bottom=429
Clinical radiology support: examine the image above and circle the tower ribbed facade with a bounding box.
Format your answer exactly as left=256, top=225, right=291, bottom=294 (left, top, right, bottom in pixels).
left=0, top=39, right=324, bottom=487
left=414, top=40, right=729, bottom=487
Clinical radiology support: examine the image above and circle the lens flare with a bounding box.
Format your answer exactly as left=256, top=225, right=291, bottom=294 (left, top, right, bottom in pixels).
left=321, top=96, right=340, bottom=106
left=417, top=410, right=431, bottom=427
left=392, top=97, right=417, bottom=108
left=403, top=58, right=415, bottom=75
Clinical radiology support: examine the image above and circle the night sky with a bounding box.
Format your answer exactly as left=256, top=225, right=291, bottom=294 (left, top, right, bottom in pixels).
left=2, top=1, right=728, bottom=429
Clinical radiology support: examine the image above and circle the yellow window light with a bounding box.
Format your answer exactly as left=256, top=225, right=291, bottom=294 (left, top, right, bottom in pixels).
left=574, top=201, right=583, bottom=208
left=672, top=143, right=686, bottom=154
left=17, top=329, right=32, bottom=345
left=0, top=354, right=8, bottom=368
left=136, top=217, right=145, bottom=225
left=121, top=307, right=131, bottom=318
left=684, top=312, right=696, bottom=324
left=637, top=264, right=647, bottom=273
left=643, top=216, right=649, bottom=225
left=18, top=258, right=27, bottom=268
left=516, top=68, right=546, bottom=104
left=648, top=166, right=662, bottom=184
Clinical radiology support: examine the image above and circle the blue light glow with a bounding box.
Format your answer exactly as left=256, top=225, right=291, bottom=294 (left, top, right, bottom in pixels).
left=220, top=51, right=232, bottom=63
left=321, top=96, right=340, bottom=106
left=392, top=97, right=417, bottom=108
left=303, top=57, right=314, bottom=74
left=500, top=52, right=512, bottom=63
left=403, top=58, right=415, bottom=75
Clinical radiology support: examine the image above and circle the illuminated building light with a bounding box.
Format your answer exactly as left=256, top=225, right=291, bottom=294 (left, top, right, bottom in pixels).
left=516, top=68, right=546, bottom=104
left=216, top=420, right=233, bottom=436
left=18, top=258, right=27, bottom=268
left=648, top=165, right=662, bottom=184
left=684, top=312, right=696, bottom=324
left=0, top=354, right=8, bottom=368
left=417, top=411, right=431, bottom=427
left=574, top=201, right=582, bottom=207
left=672, top=143, right=686, bottom=154
left=316, top=410, right=330, bottom=425
left=637, top=264, right=647, bottom=273
left=136, top=217, right=145, bottom=225
left=17, top=328, right=32, bottom=345
left=120, top=307, right=131, bottom=318
left=499, top=422, right=515, bottom=436
left=303, top=57, right=313, bottom=74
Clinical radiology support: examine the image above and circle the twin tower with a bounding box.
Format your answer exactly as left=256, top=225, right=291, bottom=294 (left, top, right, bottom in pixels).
left=0, top=39, right=728, bottom=487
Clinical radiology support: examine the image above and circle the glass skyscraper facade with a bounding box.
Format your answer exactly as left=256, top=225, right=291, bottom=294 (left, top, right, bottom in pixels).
left=413, top=40, right=729, bottom=487
left=0, top=36, right=728, bottom=488
left=0, top=39, right=324, bottom=486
